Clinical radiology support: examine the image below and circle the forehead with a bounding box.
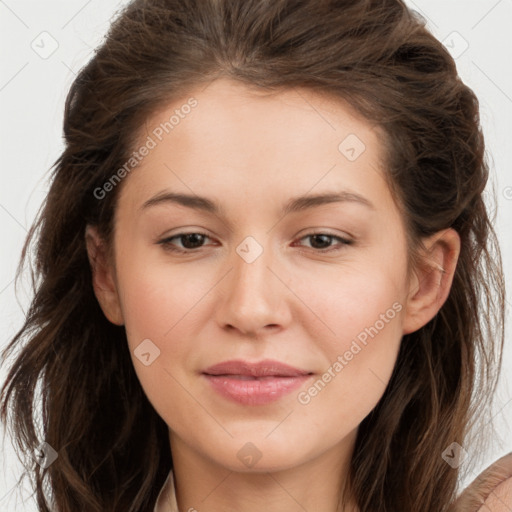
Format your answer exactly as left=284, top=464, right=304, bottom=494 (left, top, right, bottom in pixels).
left=118, top=78, right=395, bottom=218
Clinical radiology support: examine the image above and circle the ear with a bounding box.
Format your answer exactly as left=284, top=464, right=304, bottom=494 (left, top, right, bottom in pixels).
left=402, top=228, right=460, bottom=335
left=85, top=225, right=124, bottom=326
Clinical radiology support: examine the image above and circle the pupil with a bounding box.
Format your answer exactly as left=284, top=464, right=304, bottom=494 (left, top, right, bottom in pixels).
left=182, top=234, right=204, bottom=248
left=311, top=234, right=331, bottom=249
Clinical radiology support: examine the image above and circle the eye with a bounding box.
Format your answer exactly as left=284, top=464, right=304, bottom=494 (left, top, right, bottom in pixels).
left=157, top=231, right=213, bottom=253
left=294, top=232, right=353, bottom=253
left=157, top=230, right=353, bottom=255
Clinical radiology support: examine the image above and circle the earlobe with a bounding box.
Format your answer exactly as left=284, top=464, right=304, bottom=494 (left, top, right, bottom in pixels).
left=85, top=225, right=124, bottom=326
left=401, top=228, right=461, bottom=335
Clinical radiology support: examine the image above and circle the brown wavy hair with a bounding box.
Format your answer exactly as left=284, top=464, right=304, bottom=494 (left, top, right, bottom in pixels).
left=0, top=0, right=505, bottom=510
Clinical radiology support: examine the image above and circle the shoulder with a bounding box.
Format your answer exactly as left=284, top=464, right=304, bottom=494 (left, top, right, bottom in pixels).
left=449, top=452, right=512, bottom=512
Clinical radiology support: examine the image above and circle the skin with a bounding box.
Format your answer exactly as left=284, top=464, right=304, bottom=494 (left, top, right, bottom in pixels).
left=86, top=78, right=460, bottom=512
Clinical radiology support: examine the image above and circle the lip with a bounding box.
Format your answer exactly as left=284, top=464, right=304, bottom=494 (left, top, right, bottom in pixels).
left=203, top=359, right=311, bottom=378
left=202, top=359, right=314, bottom=405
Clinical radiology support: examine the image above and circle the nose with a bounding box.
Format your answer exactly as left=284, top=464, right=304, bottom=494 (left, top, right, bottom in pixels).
left=214, top=237, right=292, bottom=337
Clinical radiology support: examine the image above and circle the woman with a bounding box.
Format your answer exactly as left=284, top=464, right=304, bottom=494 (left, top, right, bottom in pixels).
left=1, top=0, right=510, bottom=510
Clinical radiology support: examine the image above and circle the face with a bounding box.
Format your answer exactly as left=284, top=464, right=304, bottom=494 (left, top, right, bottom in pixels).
left=91, top=78, right=429, bottom=474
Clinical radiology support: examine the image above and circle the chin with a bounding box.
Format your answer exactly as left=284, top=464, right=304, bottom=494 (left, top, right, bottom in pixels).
left=211, top=438, right=316, bottom=474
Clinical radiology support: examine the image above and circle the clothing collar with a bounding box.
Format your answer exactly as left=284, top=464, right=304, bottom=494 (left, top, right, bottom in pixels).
left=153, top=469, right=179, bottom=512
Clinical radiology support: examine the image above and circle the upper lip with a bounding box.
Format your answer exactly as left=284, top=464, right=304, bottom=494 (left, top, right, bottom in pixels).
left=203, top=359, right=312, bottom=378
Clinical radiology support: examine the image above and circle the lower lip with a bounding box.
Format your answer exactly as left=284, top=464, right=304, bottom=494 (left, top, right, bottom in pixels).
left=203, top=374, right=312, bottom=405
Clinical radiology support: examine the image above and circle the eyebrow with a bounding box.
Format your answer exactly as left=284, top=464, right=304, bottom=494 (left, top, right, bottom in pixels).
left=140, top=190, right=375, bottom=216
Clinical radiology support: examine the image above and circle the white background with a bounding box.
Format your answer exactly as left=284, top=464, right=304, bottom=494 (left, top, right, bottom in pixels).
left=0, top=0, right=511, bottom=510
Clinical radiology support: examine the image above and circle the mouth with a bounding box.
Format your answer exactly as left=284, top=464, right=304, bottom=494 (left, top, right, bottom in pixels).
left=202, top=359, right=314, bottom=405
left=203, top=359, right=312, bottom=378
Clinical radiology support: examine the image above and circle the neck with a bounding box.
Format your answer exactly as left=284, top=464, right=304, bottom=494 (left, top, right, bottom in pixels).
left=166, top=430, right=359, bottom=512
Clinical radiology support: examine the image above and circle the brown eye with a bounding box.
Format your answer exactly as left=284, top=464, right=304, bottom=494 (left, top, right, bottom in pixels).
left=295, top=232, right=353, bottom=253
left=158, top=232, right=212, bottom=253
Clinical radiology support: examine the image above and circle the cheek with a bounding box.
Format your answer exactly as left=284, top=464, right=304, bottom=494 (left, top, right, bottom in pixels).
left=297, top=302, right=403, bottom=434
left=293, top=263, right=405, bottom=419
left=116, top=254, right=215, bottom=350
left=292, top=257, right=405, bottom=348
left=114, top=257, right=211, bottom=417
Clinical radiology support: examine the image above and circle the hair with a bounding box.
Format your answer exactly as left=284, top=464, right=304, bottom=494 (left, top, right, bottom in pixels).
left=0, top=0, right=506, bottom=510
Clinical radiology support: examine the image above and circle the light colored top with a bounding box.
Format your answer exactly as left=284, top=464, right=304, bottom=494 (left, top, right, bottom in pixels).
left=152, top=455, right=512, bottom=512
left=153, top=470, right=179, bottom=512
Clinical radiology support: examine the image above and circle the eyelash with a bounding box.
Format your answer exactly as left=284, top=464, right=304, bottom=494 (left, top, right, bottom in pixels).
left=157, top=231, right=353, bottom=255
